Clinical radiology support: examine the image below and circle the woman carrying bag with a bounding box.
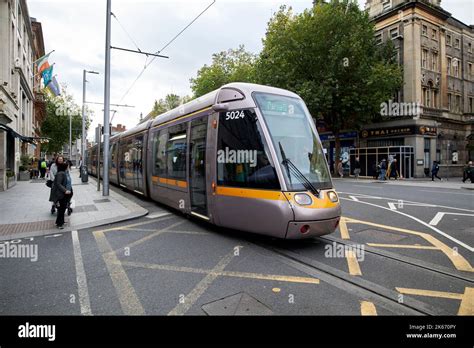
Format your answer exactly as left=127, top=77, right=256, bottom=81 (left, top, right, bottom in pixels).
left=49, top=162, right=72, bottom=229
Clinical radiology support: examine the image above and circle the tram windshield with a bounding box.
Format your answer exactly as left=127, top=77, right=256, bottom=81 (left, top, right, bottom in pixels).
left=254, top=92, right=332, bottom=191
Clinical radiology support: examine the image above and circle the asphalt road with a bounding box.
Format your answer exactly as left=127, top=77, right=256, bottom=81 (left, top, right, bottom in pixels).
left=1, top=180, right=473, bottom=316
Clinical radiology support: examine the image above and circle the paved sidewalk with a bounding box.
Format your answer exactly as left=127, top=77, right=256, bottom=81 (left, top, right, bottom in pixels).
left=0, top=169, right=148, bottom=240
left=333, top=176, right=474, bottom=190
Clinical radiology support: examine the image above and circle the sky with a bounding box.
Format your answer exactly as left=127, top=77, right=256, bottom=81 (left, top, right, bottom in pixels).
left=28, top=0, right=474, bottom=141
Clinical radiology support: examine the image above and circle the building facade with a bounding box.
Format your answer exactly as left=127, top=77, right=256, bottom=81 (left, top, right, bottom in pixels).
left=31, top=17, right=46, bottom=162
left=0, top=0, right=36, bottom=190
left=356, top=0, right=474, bottom=178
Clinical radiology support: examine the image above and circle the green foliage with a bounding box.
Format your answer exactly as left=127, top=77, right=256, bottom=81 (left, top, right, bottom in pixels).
left=150, top=94, right=192, bottom=118
left=190, top=45, right=258, bottom=98
left=41, top=87, right=91, bottom=155
left=256, top=1, right=402, bottom=164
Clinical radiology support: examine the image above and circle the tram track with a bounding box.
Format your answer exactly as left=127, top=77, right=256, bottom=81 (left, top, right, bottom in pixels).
left=249, top=237, right=468, bottom=316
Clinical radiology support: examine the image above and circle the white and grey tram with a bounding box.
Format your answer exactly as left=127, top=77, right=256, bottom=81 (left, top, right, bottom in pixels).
left=88, top=83, right=341, bottom=239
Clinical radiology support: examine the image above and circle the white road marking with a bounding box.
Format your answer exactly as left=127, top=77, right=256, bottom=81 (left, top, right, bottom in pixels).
left=349, top=196, right=359, bottom=201
left=146, top=212, right=172, bottom=219
left=388, top=202, right=436, bottom=211
left=429, top=212, right=474, bottom=226
left=338, top=191, right=474, bottom=213
left=340, top=197, right=474, bottom=252
left=71, top=230, right=92, bottom=316
left=45, top=234, right=63, bottom=238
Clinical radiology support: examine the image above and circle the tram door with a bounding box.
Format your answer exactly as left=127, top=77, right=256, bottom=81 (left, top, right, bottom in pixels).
left=189, top=116, right=208, bottom=217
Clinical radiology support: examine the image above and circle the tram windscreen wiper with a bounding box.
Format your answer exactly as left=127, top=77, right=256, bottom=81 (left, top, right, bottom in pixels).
left=278, top=142, right=319, bottom=196
left=278, top=142, right=292, bottom=185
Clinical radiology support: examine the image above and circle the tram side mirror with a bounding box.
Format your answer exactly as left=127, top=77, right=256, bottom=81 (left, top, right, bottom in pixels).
left=212, top=103, right=229, bottom=112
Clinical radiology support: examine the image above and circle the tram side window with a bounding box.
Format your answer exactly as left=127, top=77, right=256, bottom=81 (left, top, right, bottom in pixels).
left=152, top=129, right=168, bottom=176
left=217, top=109, right=280, bottom=189
left=166, top=124, right=187, bottom=180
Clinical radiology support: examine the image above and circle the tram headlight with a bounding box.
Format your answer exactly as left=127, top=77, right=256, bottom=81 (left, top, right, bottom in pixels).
left=327, top=191, right=339, bottom=203
left=294, top=193, right=313, bottom=206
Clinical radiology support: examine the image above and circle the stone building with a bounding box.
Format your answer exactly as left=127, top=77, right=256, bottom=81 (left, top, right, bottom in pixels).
left=353, top=0, right=474, bottom=178
left=0, top=0, right=36, bottom=190
left=31, top=17, right=46, bottom=162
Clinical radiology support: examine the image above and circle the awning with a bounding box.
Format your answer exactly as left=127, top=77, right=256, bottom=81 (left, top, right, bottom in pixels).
left=0, top=123, right=50, bottom=144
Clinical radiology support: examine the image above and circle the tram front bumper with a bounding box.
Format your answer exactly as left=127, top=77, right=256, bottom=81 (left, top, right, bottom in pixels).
left=285, top=217, right=340, bottom=239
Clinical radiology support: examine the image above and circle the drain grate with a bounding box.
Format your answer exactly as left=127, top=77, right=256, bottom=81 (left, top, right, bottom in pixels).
left=93, top=199, right=110, bottom=203
left=74, top=205, right=98, bottom=213
left=202, top=292, right=273, bottom=316
left=0, top=220, right=56, bottom=236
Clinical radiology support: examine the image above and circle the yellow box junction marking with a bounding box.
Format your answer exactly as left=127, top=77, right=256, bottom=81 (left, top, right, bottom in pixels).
left=119, top=260, right=321, bottom=285
left=396, top=287, right=474, bottom=315
left=367, top=243, right=439, bottom=250
left=93, top=230, right=145, bottom=315
left=344, top=217, right=473, bottom=272
left=94, top=216, right=321, bottom=316
left=345, top=250, right=362, bottom=276
left=339, top=217, right=350, bottom=240
left=360, top=301, right=377, bottom=316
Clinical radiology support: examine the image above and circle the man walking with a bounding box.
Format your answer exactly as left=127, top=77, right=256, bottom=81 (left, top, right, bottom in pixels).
left=353, top=157, right=361, bottom=179
left=431, top=161, right=442, bottom=181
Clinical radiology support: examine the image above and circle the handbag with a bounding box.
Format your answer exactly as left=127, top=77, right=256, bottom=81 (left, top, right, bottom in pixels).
left=46, top=179, right=53, bottom=188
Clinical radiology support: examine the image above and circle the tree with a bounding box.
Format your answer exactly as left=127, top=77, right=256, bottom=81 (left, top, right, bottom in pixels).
left=190, top=45, right=257, bottom=98
left=149, top=94, right=192, bottom=118
left=41, top=87, right=91, bottom=154
left=256, top=1, right=402, bottom=171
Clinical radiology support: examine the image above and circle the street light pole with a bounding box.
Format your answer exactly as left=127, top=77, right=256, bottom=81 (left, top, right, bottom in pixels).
left=82, top=69, right=99, bottom=181
left=103, top=0, right=112, bottom=196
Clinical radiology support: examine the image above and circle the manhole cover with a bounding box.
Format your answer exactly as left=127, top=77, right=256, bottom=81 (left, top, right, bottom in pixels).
left=355, top=229, right=407, bottom=242
left=202, top=292, right=273, bottom=316
left=93, top=199, right=110, bottom=203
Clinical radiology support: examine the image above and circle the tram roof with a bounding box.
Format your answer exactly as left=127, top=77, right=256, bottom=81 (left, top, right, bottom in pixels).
left=109, top=83, right=301, bottom=140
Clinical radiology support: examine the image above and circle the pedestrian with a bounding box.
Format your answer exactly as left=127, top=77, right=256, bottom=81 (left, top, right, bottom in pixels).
left=48, top=155, right=64, bottom=214
left=78, top=156, right=83, bottom=178
left=49, top=161, right=71, bottom=229
left=39, top=158, right=47, bottom=178
left=337, top=159, right=344, bottom=178
left=354, top=157, right=361, bottom=179
left=65, top=160, right=74, bottom=215
left=389, top=159, right=399, bottom=180
left=431, top=160, right=442, bottom=181
left=462, top=161, right=474, bottom=183
left=372, top=162, right=379, bottom=179
left=379, top=159, right=387, bottom=180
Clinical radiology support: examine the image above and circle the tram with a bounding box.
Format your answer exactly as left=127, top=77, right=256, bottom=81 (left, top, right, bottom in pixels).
left=87, top=83, right=341, bottom=239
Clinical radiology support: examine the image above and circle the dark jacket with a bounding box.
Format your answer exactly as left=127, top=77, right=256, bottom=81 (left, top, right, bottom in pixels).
left=431, top=163, right=439, bottom=173
left=49, top=171, right=68, bottom=203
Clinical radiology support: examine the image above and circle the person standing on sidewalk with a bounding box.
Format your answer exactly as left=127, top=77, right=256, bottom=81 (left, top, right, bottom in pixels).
left=39, top=158, right=47, bottom=179
left=50, top=161, right=71, bottom=229
left=65, top=160, right=74, bottom=215
left=353, top=157, right=361, bottom=179
left=48, top=155, right=64, bottom=214
left=337, top=160, right=344, bottom=178
left=462, top=161, right=474, bottom=183
left=389, top=159, right=399, bottom=180
left=431, top=161, right=442, bottom=181
left=379, top=159, right=387, bottom=180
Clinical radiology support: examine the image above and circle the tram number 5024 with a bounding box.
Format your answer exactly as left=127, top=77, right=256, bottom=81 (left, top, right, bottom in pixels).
left=225, top=110, right=245, bottom=120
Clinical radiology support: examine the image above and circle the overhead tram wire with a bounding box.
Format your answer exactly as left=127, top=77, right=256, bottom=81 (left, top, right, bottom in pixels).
left=115, top=0, right=216, bottom=109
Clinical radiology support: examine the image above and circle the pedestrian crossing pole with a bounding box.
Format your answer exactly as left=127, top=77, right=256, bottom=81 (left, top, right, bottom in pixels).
left=102, top=0, right=112, bottom=196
